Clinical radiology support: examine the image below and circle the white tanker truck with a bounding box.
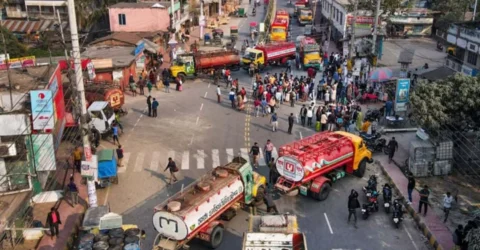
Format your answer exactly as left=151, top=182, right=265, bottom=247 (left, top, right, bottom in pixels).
left=152, top=157, right=267, bottom=250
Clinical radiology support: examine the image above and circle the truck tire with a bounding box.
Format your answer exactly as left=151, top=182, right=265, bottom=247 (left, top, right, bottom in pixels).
left=208, top=226, right=224, bottom=249
left=178, top=73, right=186, bottom=82
left=354, top=159, right=367, bottom=178
left=311, top=182, right=331, bottom=201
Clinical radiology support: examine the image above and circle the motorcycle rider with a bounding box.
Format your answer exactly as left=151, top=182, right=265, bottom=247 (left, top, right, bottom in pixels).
left=383, top=183, right=392, bottom=202
left=348, top=189, right=360, bottom=228
left=367, top=175, right=377, bottom=191
left=252, top=7, right=256, bottom=16
left=392, top=199, right=403, bottom=220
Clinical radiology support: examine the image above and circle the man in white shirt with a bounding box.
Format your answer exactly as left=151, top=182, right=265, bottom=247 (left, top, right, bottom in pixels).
left=216, top=86, right=221, bottom=103
left=306, top=107, right=314, bottom=127
left=443, top=192, right=454, bottom=222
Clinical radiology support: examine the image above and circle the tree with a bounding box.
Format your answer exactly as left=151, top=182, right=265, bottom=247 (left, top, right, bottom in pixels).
left=0, top=27, right=28, bottom=58
left=410, top=74, right=480, bottom=136
left=431, top=0, right=474, bottom=30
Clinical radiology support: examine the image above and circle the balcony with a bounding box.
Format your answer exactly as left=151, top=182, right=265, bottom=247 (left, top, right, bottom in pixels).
left=25, top=0, right=67, bottom=7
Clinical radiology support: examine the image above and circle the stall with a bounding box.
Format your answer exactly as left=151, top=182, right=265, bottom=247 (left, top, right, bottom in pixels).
left=96, top=149, right=118, bottom=188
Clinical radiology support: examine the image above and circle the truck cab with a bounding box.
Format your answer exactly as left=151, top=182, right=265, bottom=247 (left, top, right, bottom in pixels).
left=88, top=101, right=116, bottom=134
left=242, top=48, right=264, bottom=69
left=299, top=37, right=321, bottom=70
left=270, top=19, right=289, bottom=41
left=298, top=7, right=313, bottom=25
left=169, top=53, right=196, bottom=79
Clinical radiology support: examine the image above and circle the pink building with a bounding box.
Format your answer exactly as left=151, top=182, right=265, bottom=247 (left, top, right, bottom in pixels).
left=109, top=2, right=170, bottom=32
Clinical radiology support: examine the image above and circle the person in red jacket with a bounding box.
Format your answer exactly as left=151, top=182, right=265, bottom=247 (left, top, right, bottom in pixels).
left=46, top=207, right=61, bottom=240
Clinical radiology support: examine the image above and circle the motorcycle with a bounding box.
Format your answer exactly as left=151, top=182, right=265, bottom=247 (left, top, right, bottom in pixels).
left=361, top=190, right=379, bottom=220
left=360, top=132, right=382, bottom=145
left=392, top=199, right=403, bottom=228
left=365, top=109, right=382, bottom=121
left=252, top=8, right=256, bottom=16
left=437, top=42, right=444, bottom=52
left=383, top=184, right=392, bottom=214
left=367, top=138, right=389, bottom=154
left=362, top=175, right=377, bottom=200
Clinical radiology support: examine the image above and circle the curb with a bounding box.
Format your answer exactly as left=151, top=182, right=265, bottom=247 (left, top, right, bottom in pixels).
left=375, top=160, right=444, bottom=250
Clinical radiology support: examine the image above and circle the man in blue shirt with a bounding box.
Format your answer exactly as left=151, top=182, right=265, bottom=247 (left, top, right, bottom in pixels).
left=112, top=123, right=120, bottom=145
left=152, top=98, right=159, bottom=117
left=385, top=100, right=393, bottom=117
left=270, top=112, right=278, bottom=132
left=67, top=177, right=78, bottom=207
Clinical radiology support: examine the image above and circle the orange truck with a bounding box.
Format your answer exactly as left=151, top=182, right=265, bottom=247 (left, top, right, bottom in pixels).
left=275, top=131, right=373, bottom=201
left=270, top=9, right=290, bottom=41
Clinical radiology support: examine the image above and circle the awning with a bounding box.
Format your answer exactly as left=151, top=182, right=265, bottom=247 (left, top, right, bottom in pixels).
left=1, top=19, right=68, bottom=34
left=138, top=39, right=160, bottom=54
left=419, top=66, right=456, bottom=81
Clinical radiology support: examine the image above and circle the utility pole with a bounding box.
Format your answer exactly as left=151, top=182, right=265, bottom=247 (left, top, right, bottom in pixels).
left=348, top=0, right=358, bottom=58
left=200, top=0, right=205, bottom=39
left=325, top=0, right=333, bottom=52
left=474, top=0, right=478, bottom=21
left=56, top=10, right=69, bottom=61
left=371, top=0, right=381, bottom=55
left=67, top=0, right=97, bottom=207
left=0, top=28, right=13, bottom=110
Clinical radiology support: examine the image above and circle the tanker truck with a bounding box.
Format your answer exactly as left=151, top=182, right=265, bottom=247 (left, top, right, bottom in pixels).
left=274, top=131, right=373, bottom=201
left=243, top=214, right=307, bottom=250
left=242, top=42, right=296, bottom=72
left=169, top=49, right=241, bottom=82
left=152, top=157, right=267, bottom=250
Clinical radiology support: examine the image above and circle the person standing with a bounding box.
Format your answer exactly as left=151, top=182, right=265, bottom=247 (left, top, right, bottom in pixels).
left=112, top=123, right=120, bottom=145
left=300, top=105, right=307, bottom=126
left=348, top=189, right=360, bottom=228
left=164, top=78, right=170, bottom=93
left=129, top=80, right=137, bottom=97
left=268, top=157, right=278, bottom=187
left=229, top=89, right=236, bottom=109
left=290, top=91, right=295, bottom=107
left=385, top=99, right=393, bottom=117
left=152, top=98, right=159, bottom=118
left=91, top=126, right=100, bottom=148
left=263, top=189, right=279, bottom=214
left=264, top=140, right=274, bottom=165
left=387, top=137, right=398, bottom=164
left=67, top=177, right=78, bottom=207
left=139, top=79, right=145, bottom=95
left=249, top=142, right=260, bottom=168
left=288, top=113, right=294, bottom=134
left=216, top=86, right=221, bottom=103
left=407, top=172, right=415, bottom=203
left=321, top=111, right=328, bottom=131
left=453, top=225, right=465, bottom=249
left=270, top=112, right=278, bottom=132
left=73, top=147, right=82, bottom=173
left=116, top=145, right=124, bottom=167
left=418, top=185, right=430, bottom=216
left=147, top=80, right=153, bottom=95
left=443, top=192, right=454, bottom=222
left=307, top=107, right=313, bottom=127
left=147, top=96, right=152, bottom=117
left=164, top=157, right=179, bottom=184
left=46, top=207, right=61, bottom=240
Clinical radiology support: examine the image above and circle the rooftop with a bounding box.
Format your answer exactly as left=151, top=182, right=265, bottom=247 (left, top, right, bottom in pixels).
left=89, top=32, right=162, bottom=46
left=109, top=2, right=167, bottom=9
left=0, top=65, right=56, bottom=93
left=82, top=46, right=136, bottom=68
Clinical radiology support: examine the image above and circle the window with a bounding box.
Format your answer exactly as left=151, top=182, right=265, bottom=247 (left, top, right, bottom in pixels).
left=467, top=51, right=478, bottom=65
left=340, top=12, right=343, bottom=25
left=118, top=13, right=126, bottom=25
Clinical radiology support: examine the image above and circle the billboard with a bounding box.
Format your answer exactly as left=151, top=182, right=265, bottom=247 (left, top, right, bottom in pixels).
left=347, top=16, right=380, bottom=29
left=395, top=79, right=411, bottom=112
left=29, top=134, right=56, bottom=171
left=46, top=65, right=66, bottom=149
left=0, top=56, right=35, bottom=70
left=30, top=90, right=55, bottom=130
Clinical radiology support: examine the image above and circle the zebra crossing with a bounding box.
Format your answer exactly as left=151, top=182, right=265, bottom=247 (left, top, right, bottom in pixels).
left=117, top=147, right=279, bottom=174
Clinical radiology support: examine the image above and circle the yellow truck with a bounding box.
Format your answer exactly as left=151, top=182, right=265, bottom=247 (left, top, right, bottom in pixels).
left=297, top=7, right=313, bottom=26
left=299, top=37, right=321, bottom=70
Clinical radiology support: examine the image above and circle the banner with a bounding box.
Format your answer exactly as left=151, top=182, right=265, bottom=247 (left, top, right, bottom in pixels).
left=30, top=90, right=55, bottom=130
left=0, top=56, right=35, bottom=70
left=347, top=16, right=380, bottom=29
left=46, top=64, right=66, bottom=149
left=395, top=79, right=411, bottom=112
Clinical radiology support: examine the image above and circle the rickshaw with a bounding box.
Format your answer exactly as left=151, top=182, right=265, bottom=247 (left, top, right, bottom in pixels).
left=212, top=32, right=223, bottom=46
left=204, top=33, right=212, bottom=45
left=213, top=28, right=224, bottom=38
left=250, top=22, right=258, bottom=40
left=96, top=149, right=118, bottom=188
left=230, top=26, right=238, bottom=43
left=238, top=7, right=246, bottom=17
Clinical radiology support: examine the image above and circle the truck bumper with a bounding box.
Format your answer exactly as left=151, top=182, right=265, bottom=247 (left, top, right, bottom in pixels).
left=303, top=63, right=321, bottom=70
left=299, top=20, right=312, bottom=26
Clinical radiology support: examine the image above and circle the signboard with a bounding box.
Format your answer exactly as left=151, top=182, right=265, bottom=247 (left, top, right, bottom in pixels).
left=153, top=211, right=189, bottom=240
left=87, top=61, right=96, bottom=80
left=112, top=70, right=123, bottom=81
left=81, top=160, right=95, bottom=177
left=347, top=16, right=380, bottom=28
left=276, top=156, right=305, bottom=182
left=0, top=56, right=35, bottom=70
left=395, top=79, right=411, bottom=112
left=30, top=90, right=55, bottom=130
left=46, top=65, right=66, bottom=150
left=30, top=134, right=56, bottom=171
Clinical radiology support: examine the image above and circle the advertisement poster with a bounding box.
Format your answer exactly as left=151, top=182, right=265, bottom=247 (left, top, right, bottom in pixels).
left=395, top=79, right=411, bottom=112
left=30, top=90, right=55, bottom=130
left=30, top=134, right=56, bottom=171
left=47, top=65, right=66, bottom=150
left=0, top=56, right=35, bottom=70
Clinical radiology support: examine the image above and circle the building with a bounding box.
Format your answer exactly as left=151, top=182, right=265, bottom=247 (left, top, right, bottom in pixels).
left=108, top=1, right=189, bottom=34
left=387, top=9, right=434, bottom=37
left=442, top=21, right=480, bottom=77
left=4, top=0, right=68, bottom=20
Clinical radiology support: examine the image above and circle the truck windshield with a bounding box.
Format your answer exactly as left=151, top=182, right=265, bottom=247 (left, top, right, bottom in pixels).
left=244, top=52, right=256, bottom=59
left=103, top=105, right=114, bottom=120
left=301, top=10, right=312, bottom=16
left=272, top=28, right=285, bottom=33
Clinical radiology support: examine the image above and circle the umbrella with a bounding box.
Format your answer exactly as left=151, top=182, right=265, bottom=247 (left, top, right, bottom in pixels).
left=370, top=67, right=393, bottom=82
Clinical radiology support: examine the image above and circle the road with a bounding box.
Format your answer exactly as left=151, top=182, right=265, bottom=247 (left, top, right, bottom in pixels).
left=94, top=0, right=432, bottom=249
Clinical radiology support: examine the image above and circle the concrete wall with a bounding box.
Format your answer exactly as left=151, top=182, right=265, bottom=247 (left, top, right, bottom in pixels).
left=109, top=7, right=170, bottom=32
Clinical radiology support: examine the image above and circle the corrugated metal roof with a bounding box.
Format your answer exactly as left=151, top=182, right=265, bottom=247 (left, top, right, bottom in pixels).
left=1, top=19, right=68, bottom=34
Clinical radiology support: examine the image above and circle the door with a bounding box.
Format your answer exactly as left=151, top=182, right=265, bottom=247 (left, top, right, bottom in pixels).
left=90, top=110, right=106, bottom=133
left=238, top=164, right=254, bottom=203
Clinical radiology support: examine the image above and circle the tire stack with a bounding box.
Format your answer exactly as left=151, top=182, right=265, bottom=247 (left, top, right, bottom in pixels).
left=78, top=233, right=95, bottom=250
left=80, top=228, right=141, bottom=250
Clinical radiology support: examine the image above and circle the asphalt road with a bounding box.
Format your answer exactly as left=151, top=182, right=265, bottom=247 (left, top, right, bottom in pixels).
left=94, top=0, right=432, bottom=249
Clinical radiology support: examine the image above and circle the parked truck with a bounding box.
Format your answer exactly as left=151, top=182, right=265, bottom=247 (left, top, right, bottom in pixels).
left=169, top=49, right=241, bottom=81
left=242, top=42, right=296, bottom=71
left=270, top=18, right=289, bottom=42
left=274, top=131, right=373, bottom=200
left=243, top=215, right=307, bottom=250
left=297, top=7, right=313, bottom=25
left=152, top=157, right=266, bottom=250
left=299, top=37, right=321, bottom=70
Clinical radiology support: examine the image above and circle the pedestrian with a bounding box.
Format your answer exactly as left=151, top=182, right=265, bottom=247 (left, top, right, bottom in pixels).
left=307, top=107, right=313, bottom=127
left=321, top=111, right=328, bottom=131
left=73, top=147, right=82, bottom=173
left=164, top=78, right=170, bottom=93
left=288, top=113, right=294, bottom=134
left=407, top=172, right=415, bottom=203
left=91, top=126, right=100, bottom=148
left=229, top=89, right=236, bottom=109
left=139, top=79, right=145, bottom=95
left=129, top=80, right=137, bottom=97
left=263, top=189, right=279, bottom=214
left=300, top=105, right=307, bottom=126
left=147, top=80, right=153, bottom=95
left=387, top=137, right=398, bottom=163
left=453, top=225, right=464, bottom=249
left=249, top=142, right=260, bottom=168
left=418, top=185, right=430, bottom=216
left=347, top=189, right=360, bottom=228
left=46, top=207, right=61, bottom=240
left=264, top=140, right=274, bottom=165
left=164, top=157, right=179, bottom=184
left=67, top=176, right=78, bottom=206
left=443, top=192, right=454, bottom=222
left=152, top=98, right=159, bottom=117
left=217, top=86, right=221, bottom=103
left=268, top=157, right=278, bottom=187
left=270, top=112, right=278, bottom=132
left=112, top=123, right=120, bottom=145
left=290, top=91, right=295, bottom=107
left=147, top=95, right=152, bottom=117
left=385, top=99, right=393, bottom=117
left=116, top=145, right=124, bottom=167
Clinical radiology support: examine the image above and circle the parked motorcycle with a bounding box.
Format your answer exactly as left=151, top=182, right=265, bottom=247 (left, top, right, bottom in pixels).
left=365, top=109, right=382, bottom=121
left=362, top=175, right=378, bottom=200
left=383, top=184, right=392, bottom=214
left=362, top=190, right=379, bottom=220
left=367, top=137, right=390, bottom=154
left=437, top=42, right=444, bottom=52
left=360, top=132, right=382, bottom=146
left=392, top=199, right=403, bottom=228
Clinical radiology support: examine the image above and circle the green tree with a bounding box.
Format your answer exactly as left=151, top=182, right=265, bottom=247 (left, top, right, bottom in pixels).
left=432, top=0, right=474, bottom=30
left=410, top=74, right=480, bottom=135
left=0, top=27, right=28, bottom=58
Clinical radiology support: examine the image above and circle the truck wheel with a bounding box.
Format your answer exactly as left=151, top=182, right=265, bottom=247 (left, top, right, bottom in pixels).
left=178, top=73, right=186, bottom=82
left=354, top=159, right=367, bottom=178
left=208, top=226, right=224, bottom=249
left=312, top=183, right=331, bottom=201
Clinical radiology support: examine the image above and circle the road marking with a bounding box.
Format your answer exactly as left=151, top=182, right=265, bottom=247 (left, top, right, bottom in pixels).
left=181, top=151, right=189, bottom=170
left=403, top=224, right=419, bottom=250
left=212, top=149, right=220, bottom=168
left=296, top=114, right=299, bottom=123
left=204, top=92, right=208, bottom=98
left=196, top=150, right=205, bottom=169
left=324, top=213, right=334, bottom=234
left=226, top=148, right=234, bottom=162
left=150, top=151, right=161, bottom=171
left=299, top=131, right=303, bottom=139
left=200, top=103, right=204, bottom=111
left=189, top=135, right=194, bottom=145
left=240, top=148, right=250, bottom=163
left=208, top=83, right=211, bottom=88
left=134, top=152, right=145, bottom=172
left=196, top=116, right=200, bottom=125
left=117, top=152, right=130, bottom=174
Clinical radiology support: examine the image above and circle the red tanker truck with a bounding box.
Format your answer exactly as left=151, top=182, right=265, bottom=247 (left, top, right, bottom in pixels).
left=169, top=49, right=241, bottom=81
left=275, top=131, right=373, bottom=201
left=242, top=42, right=296, bottom=71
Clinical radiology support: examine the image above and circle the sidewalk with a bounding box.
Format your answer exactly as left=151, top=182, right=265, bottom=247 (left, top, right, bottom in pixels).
left=376, top=132, right=454, bottom=250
